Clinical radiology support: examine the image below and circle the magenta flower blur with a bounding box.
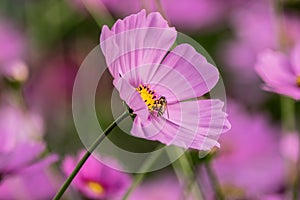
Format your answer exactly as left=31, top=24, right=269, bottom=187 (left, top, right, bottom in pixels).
left=280, top=132, right=299, bottom=163
left=0, top=98, right=58, bottom=199
left=211, top=101, right=284, bottom=198
left=219, top=1, right=300, bottom=104
left=100, top=10, right=230, bottom=151
left=255, top=43, right=300, bottom=100
left=0, top=101, right=44, bottom=153
left=62, top=150, right=131, bottom=199
left=0, top=143, right=58, bottom=200
left=130, top=173, right=192, bottom=200
left=72, top=0, right=227, bottom=33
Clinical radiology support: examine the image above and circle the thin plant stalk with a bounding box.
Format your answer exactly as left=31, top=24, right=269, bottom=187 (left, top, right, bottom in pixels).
left=280, top=97, right=298, bottom=200
left=53, top=111, right=129, bottom=200
left=205, top=161, right=224, bottom=200
left=172, top=152, right=204, bottom=200
left=122, top=144, right=164, bottom=200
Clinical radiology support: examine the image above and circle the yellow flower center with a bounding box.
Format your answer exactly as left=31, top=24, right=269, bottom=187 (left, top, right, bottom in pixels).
left=297, top=76, right=300, bottom=87
left=87, top=181, right=104, bottom=195
left=136, top=84, right=157, bottom=110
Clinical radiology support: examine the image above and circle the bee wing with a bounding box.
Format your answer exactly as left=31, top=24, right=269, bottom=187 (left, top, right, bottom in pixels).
left=166, top=104, right=169, bottom=119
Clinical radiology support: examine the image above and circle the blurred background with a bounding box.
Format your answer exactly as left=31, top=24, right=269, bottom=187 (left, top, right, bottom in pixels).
left=0, top=0, right=300, bottom=199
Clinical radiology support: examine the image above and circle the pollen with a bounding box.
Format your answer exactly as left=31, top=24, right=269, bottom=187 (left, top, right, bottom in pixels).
left=87, top=181, right=104, bottom=195
left=297, top=76, right=300, bottom=87
left=136, top=84, right=157, bottom=110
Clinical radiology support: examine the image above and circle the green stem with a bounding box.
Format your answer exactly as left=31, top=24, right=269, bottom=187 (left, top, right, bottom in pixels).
left=122, top=172, right=146, bottom=200
left=280, top=96, right=295, bottom=131
left=275, top=0, right=298, bottom=196
left=292, top=125, right=300, bottom=200
left=280, top=97, right=299, bottom=199
left=205, top=161, right=224, bottom=200
left=81, top=0, right=114, bottom=27
left=53, top=111, right=129, bottom=200
left=172, top=152, right=204, bottom=200
left=122, top=144, right=164, bottom=200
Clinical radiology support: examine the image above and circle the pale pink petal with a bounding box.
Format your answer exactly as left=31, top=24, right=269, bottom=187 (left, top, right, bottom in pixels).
left=131, top=99, right=230, bottom=151
left=109, top=50, right=166, bottom=87
left=114, top=78, right=149, bottom=121
left=100, top=10, right=176, bottom=81
left=150, top=44, right=219, bottom=102
left=262, top=84, right=300, bottom=100
left=255, top=49, right=294, bottom=86
left=120, top=64, right=180, bottom=104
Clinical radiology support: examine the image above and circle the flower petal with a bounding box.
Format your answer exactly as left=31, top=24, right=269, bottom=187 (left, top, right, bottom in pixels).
left=100, top=10, right=177, bottom=82
left=0, top=155, right=58, bottom=200
left=150, top=44, right=219, bottom=102
left=131, top=99, right=230, bottom=151
left=291, top=43, right=300, bottom=75
left=114, top=78, right=149, bottom=121
left=262, top=84, right=300, bottom=100
left=255, top=49, right=295, bottom=86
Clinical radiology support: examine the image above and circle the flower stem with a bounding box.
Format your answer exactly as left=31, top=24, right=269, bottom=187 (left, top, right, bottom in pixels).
left=172, top=152, right=204, bottom=200
left=280, top=97, right=299, bottom=199
left=53, top=111, right=129, bottom=200
left=280, top=96, right=295, bottom=131
left=205, top=161, right=224, bottom=200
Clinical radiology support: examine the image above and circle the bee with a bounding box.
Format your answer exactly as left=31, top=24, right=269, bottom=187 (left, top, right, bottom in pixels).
left=152, top=96, right=169, bottom=118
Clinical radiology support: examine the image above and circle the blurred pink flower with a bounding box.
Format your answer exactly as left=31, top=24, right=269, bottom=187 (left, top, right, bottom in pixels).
left=100, top=10, right=230, bottom=150
left=0, top=100, right=59, bottom=199
left=211, top=101, right=284, bottom=198
left=0, top=101, right=44, bottom=153
left=0, top=143, right=58, bottom=200
left=129, top=173, right=192, bottom=200
left=280, top=132, right=299, bottom=163
left=0, top=19, right=28, bottom=81
left=62, top=150, right=131, bottom=199
left=25, top=56, right=77, bottom=114
left=255, top=43, right=300, bottom=100
left=71, top=0, right=228, bottom=33
left=104, top=0, right=227, bottom=32
left=219, top=1, right=300, bottom=104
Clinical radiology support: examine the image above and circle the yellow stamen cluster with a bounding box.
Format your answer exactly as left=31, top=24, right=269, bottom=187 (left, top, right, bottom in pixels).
left=87, top=181, right=104, bottom=195
left=136, top=84, right=157, bottom=110
left=297, top=76, right=300, bottom=87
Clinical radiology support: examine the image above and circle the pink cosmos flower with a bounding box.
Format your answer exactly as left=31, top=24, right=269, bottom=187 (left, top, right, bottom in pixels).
left=62, top=150, right=132, bottom=199
left=219, top=1, right=300, bottom=104
left=209, top=101, right=284, bottom=198
left=255, top=43, right=300, bottom=100
left=100, top=10, right=230, bottom=151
